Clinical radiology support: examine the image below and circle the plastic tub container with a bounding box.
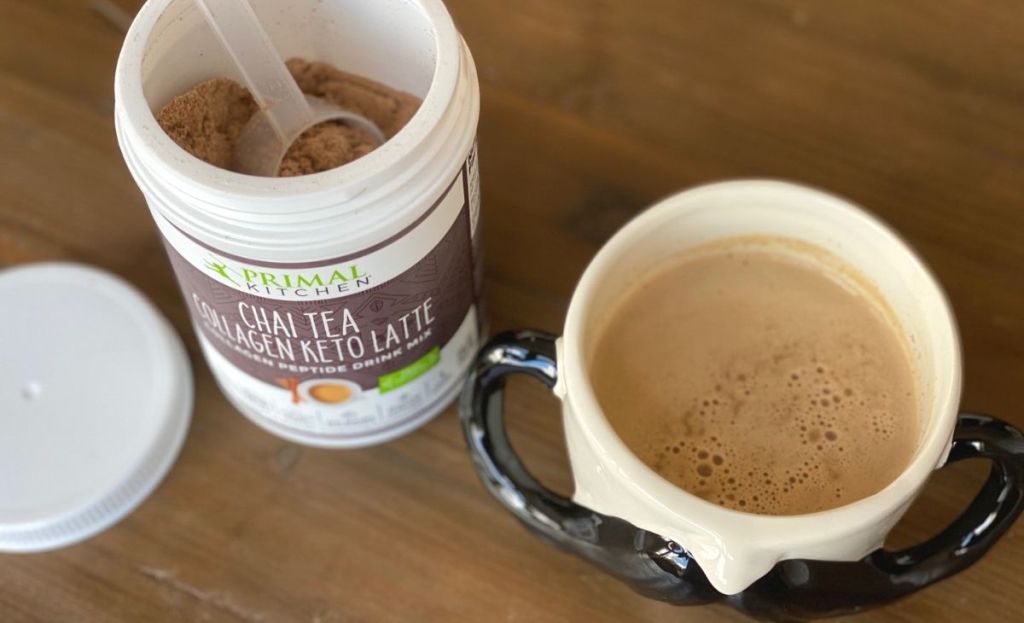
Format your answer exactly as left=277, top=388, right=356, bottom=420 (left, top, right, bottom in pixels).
left=114, top=0, right=482, bottom=447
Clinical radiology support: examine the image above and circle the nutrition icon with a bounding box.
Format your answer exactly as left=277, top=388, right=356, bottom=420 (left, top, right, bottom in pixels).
left=275, top=378, right=363, bottom=406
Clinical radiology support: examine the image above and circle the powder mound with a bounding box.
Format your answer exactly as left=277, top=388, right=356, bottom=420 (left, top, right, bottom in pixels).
left=285, top=58, right=419, bottom=139
left=155, top=58, right=421, bottom=177
left=156, top=78, right=257, bottom=170
left=278, top=121, right=378, bottom=177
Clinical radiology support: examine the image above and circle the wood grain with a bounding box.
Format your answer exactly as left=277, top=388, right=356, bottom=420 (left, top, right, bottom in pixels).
left=1, top=1, right=1021, bottom=621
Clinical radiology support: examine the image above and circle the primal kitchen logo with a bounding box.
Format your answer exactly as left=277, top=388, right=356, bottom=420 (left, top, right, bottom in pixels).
left=203, top=255, right=372, bottom=298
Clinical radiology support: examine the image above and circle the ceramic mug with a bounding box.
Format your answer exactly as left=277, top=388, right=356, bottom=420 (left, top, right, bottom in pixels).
left=460, top=181, right=1024, bottom=621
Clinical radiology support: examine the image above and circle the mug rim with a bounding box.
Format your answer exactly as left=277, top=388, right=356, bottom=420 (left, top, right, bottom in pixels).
left=561, top=179, right=962, bottom=543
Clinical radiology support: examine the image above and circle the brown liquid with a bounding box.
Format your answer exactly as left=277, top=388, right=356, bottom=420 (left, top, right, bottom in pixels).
left=590, top=238, right=919, bottom=515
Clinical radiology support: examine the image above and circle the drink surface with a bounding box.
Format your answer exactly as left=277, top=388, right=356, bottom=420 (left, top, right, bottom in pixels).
left=590, top=237, right=920, bottom=515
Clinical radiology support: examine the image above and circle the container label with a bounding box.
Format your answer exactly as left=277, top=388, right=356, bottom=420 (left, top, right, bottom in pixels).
left=157, top=157, right=481, bottom=442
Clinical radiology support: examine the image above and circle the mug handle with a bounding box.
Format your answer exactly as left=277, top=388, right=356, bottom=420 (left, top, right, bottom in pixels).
left=459, top=330, right=599, bottom=542
left=870, top=412, right=1024, bottom=585
left=459, top=330, right=720, bottom=603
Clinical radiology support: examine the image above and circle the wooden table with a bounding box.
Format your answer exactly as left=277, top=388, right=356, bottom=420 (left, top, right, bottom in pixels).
left=2, top=1, right=1021, bottom=621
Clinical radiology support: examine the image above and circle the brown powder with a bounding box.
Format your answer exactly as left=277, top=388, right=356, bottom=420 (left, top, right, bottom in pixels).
left=156, top=78, right=257, bottom=170
left=155, top=58, right=421, bottom=177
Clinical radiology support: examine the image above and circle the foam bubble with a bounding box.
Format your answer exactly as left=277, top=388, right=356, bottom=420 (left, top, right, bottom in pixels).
left=630, top=354, right=910, bottom=515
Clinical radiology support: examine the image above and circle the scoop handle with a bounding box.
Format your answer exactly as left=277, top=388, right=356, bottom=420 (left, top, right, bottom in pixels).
left=194, top=0, right=313, bottom=143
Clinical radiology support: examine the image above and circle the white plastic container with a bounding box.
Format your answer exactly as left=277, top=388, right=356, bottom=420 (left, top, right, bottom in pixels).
left=114, top=0, right=482, bottom=447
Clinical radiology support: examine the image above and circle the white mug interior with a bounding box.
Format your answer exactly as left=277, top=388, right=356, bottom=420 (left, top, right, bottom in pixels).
left=555, top=180, right=961, bottom=595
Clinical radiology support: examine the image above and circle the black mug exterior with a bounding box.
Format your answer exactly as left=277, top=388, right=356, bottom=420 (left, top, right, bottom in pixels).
left=459, top=331, right=1024, bottom=622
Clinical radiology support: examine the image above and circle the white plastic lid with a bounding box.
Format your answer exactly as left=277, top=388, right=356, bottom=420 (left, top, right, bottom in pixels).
left=0, top=263, right=192, bottom=552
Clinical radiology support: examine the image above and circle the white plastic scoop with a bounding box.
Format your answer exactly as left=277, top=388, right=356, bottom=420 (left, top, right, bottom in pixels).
left=195, top=0, right=387, bottom=176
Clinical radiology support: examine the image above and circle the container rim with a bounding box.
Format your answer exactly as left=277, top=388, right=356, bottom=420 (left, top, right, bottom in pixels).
left=114, top=0, right=461, bottom=206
